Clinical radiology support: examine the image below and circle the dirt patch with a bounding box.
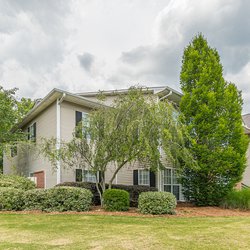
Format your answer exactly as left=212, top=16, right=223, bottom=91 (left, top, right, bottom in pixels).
left=0, top=204, right=250, bottom=217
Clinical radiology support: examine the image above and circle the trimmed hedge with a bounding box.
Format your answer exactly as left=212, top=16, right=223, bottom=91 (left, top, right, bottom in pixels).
left=103, top=189, right=129, bottom=211
left=56, top=182, right=157, bottom=207
left=43, top=187, right=93, bottom=212
left=0, top=174, right=35, bottom=190
left=0, top=187, right=24, bottom=211
left=23, top=189, right=47, bottom=210
left=221, top=188, right=250, bottom=210
left=138, top=191, right=177, bottom=215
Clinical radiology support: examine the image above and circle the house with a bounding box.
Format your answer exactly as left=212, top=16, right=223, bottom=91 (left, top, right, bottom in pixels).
left=3, top=86, right=250, bottom=201
left=3, top=86, right=185, bottom=200
left=242, top=114, right=250, bottom=187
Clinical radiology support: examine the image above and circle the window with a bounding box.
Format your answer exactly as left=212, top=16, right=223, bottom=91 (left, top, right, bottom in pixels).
left=163, top=168, right=182, bottom=200
left=27, top=122, right=36, bottom=142
left=75, top=169, right=96, bottom=183
left=10, top=145, right=17, bottom=157
left=75, top=111, right=90, bottom=139
left=138, top=169, right=150, bottom=186
left=83, top=170, right=96, bottom=183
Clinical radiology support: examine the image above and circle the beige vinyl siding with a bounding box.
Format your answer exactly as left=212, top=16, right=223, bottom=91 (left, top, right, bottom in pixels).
left=3, top=102, right=57, bottom=188
left=60, top=101, right=91, bottom=141
left=60, top=101, right=91, bottom=183
left=79, top=95, right=117, bottom=107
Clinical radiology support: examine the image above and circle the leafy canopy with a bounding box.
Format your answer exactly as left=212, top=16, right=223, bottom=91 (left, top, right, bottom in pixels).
left=0, top=86, right=34, bottom=172
left=180, top=34, right=249, bottom=205
left=42, top=87, right=194, bottom=204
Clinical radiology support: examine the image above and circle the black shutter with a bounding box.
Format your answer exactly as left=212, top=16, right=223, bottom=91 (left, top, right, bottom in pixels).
left=75, top=111, right=82, bottom=126
left=75, top=169, right=82, bottom=182
left=33, top=123, right=36, bottom=141
left=133, top=170, right=138, bottom=185
left=27, top=127, right=30, bottom=140
left=150, top=171, right=156, bottom=187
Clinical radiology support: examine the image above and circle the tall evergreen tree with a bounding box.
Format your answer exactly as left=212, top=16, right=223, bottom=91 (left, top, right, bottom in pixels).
left=180, top=34, right=249, bottom=205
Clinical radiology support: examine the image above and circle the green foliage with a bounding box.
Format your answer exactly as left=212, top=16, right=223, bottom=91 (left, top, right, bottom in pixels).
left=0, top=86, right=34, bottom=174
left=43, top=187, right=93, bottom=212
left=42, top=87, right=194, bottom=206
left=0, top=86, right=34, bottom=144
left=180, top=34, right=249, bottom=205
left=23, top=189, right=47, bottom=210
left=221, top=188, right=250, bottom=210
left=138, top=191, right=176, bottom=215
left=0, top=187, right=24, bottom=210
left=0, top=174, right=35, bottom=190
left=103, top=189, right=129, bottom=211
left=57, top=182, right=157, bottom=207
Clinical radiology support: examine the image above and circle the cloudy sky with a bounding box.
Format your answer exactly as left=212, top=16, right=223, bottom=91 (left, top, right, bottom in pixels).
left=0, top=0, right=249, bottom=113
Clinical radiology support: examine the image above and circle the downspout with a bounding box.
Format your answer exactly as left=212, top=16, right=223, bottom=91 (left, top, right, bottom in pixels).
left=56, top=93, right=66, bottom=184
left=157, top=90, right=172, bottom=191
left=159, top=90, right=173, bottom=101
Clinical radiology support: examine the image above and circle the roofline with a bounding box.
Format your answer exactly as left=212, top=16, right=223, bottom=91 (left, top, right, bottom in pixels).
left=15, top=88, right=108, bottom=129
left=77, top=86, right=182, bottom=97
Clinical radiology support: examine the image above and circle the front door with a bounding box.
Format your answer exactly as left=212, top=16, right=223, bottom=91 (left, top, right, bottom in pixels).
left=34, top=171, right=45, bottom=188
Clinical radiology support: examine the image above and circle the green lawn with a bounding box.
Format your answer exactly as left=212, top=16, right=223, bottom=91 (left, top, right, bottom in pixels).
left=0, top=214, right=249, bottom=250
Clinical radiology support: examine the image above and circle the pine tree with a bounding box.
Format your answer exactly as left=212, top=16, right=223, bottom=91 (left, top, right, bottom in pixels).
left=180, top=34, right=249, bottom=205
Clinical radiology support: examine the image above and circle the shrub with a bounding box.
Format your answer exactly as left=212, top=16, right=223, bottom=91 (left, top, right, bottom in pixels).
left=43, top=187, right=93, bottom=212
left=221, top=188, right=250, bottom=210
left=0, top=174, right=35, bottom=190
left=56, top=182, right=100, bottom=205
left=57, top=182, right=157, bottom=207
left=0, top=187, right=25, bottom=210
left=23, top=189, right=47, bottom=210
left=138, top=191, right=176, bottom=215
left=112, top=185, right=158, bottom=207
left=103, top=189, right=129, bottom=211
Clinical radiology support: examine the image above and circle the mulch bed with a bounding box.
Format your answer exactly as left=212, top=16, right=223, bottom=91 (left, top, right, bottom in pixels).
left=1, top=203, right=250, bottom=217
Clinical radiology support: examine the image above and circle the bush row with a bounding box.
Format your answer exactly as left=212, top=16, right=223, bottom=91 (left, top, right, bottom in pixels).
left=0, top=187, right=93, bottom=212
left=56, top=182, right=158, bottom=207
left=221, top=188, right=250, bottom=210
left=0, top=186, right=177, bottom=214
left=0, top=174, right=35, bottom=190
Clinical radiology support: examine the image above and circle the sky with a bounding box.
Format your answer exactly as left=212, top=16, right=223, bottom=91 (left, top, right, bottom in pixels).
left=0, top=0, right=249, bottom=113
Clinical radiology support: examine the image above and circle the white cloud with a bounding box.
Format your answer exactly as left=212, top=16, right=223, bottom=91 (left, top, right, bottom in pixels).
left=0, top=0, right=249, bottom=112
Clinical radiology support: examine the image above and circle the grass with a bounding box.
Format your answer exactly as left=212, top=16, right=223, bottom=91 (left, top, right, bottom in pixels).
left=0, top=214, right=250, bottom=249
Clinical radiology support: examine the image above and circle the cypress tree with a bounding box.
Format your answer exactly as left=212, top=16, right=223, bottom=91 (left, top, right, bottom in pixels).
left=180, top=34, right=249, bottom=205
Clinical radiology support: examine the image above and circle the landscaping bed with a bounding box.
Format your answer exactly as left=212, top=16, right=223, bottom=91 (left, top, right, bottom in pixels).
left=1, top=203, right=250, bottom=217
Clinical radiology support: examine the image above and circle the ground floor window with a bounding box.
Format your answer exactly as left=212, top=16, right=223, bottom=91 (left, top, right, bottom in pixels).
left=138, top=169, right=150, bottom=186
left=75, top=169, right=97, bottom=183
left=163, top=168, right=182, bottom=200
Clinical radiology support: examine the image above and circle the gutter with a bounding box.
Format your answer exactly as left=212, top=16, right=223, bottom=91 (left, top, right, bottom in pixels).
left=159, top=90, right=173, bottom=101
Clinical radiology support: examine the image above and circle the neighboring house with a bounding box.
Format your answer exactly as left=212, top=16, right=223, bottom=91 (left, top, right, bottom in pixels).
left=3, top=86, right=250, bottom=200
left=242, top=114, right=250, bottom=187
left=3, top=86, right=185, bottom=201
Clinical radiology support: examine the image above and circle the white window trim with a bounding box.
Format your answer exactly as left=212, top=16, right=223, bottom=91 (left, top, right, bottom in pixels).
left=28, top=122, right=36, bottom=141
left=163, top=168, right=182, bottom=201
left=83, top=170, right=97, bottom=183
left=138, top=169, right=150, bottom=186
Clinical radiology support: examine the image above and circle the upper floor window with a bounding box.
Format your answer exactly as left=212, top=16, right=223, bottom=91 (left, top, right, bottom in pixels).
left=10, top=145, right=17, bottom=157
left=75, top=111, right=90, bottom=139
left=27, top=122, right=36, bottom=142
